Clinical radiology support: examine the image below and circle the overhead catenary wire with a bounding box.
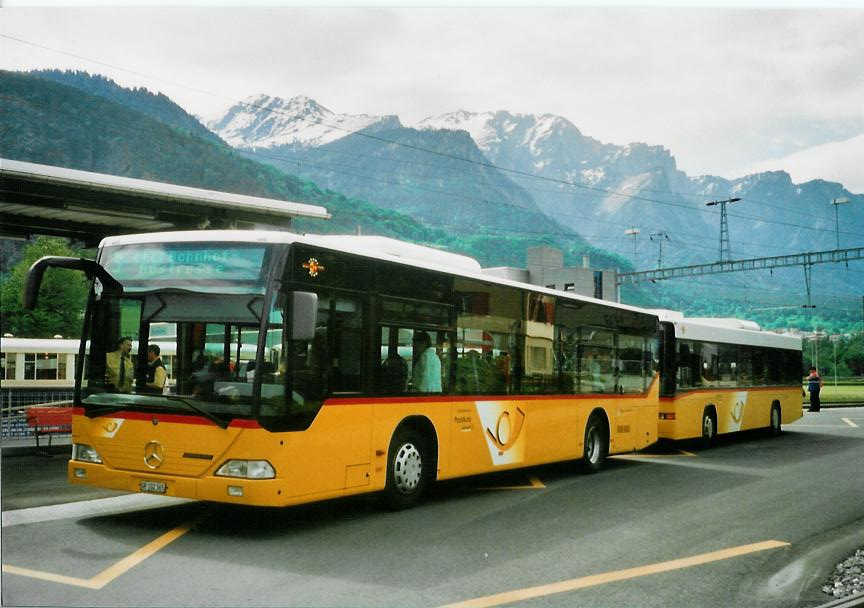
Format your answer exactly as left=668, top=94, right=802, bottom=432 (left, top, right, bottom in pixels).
left=244, top=145, right=864, bottom=255
left=245, top=146, right=860, bottom=262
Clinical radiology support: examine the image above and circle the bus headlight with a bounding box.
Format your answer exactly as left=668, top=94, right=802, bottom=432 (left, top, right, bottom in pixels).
left=73, top=443, right=103, bottom=464
left=215, top=460, right=275, bottom=479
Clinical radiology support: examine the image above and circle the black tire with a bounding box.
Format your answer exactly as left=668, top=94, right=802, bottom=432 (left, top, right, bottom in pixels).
left=580, top=413, right=608, bottom=474
left=700, top=408, right=717, bottom=449
left=769, top=403, right=782, bottom=437
left=383, top=427, right=428, bottom=510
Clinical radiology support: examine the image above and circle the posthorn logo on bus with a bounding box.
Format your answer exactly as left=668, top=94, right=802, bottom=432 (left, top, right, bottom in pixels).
left=302, top=257, right=325, bottom=277
left=476, top=403, right=527, bottom=466
left=143, top=441, right=166, bottom=470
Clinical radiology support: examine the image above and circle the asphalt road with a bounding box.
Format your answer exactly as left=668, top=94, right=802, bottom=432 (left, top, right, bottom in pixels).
left=2, top=407, right=863, bottom=608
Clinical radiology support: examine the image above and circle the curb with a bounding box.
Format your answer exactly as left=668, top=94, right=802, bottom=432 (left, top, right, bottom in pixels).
left=810, top=594, right=864, bottom=608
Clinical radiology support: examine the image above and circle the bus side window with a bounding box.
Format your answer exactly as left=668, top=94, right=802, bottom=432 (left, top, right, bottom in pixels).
left=677, top=342, right=693, bottom=388
left=454, top=284, right=517, bottom=395
left=378, top=326, right=408, bottom=394
left=618, top=334, right=647, bottom=393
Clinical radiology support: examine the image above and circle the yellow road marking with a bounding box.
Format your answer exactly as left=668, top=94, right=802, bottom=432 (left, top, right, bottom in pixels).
left=481, top=475, right=546, bottom=491
left=1, top=565, right=100, bottom=590
left=842, top=417, right=859, bottom=428
left=439, top=540, right=790, bottom=608
left=2, top=519, right=196, bottom=590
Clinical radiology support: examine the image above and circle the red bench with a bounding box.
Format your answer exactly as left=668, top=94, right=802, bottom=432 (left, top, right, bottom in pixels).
left=25, top=405, right=72, bottom=449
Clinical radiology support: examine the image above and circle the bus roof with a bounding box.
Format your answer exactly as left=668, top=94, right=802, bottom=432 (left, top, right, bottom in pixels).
left=99, top=230, right=658, bottom=319
left=651, top=310, right=801, bottom=351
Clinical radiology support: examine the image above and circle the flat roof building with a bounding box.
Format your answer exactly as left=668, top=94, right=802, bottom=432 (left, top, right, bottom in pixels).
left=483, top=246, right=619, bottom=302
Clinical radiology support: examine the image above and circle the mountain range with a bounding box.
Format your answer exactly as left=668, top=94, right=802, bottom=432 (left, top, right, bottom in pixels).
left=208, top=95, right=863, bottom=268
left=208, top=95, right=568, bottom=239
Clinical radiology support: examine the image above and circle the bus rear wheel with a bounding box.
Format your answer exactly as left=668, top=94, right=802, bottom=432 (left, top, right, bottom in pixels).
left=383, top=428, right=428, bottom=510
left=700, top=408, right=717, bottom=449
left=581, top=413, right=608, bottom=474
left=769, top=403, right=782, bottom=437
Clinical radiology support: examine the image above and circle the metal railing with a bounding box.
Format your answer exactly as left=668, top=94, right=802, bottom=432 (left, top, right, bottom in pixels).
left=1, top=389, right=74, bottom=440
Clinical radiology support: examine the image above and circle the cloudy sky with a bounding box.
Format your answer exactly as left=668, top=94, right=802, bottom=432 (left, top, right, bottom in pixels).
left=2, top=3, right=863, bottom=190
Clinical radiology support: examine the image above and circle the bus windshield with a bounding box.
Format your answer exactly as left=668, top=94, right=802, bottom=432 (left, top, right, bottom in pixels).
left=80, top=292, right=266, bottom=426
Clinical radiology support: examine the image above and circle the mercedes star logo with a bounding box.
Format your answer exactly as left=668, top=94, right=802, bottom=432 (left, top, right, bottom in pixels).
left=143, top=440, right=166, bottom=470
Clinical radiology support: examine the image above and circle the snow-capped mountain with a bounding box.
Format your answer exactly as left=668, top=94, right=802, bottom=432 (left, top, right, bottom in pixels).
left=208, top=94, right=400, bottom=149
left=416, top=109, right=703, bottom=261
left=416, top=109, right=683, bottom=195
left=417, top=110, right=604, bottom=167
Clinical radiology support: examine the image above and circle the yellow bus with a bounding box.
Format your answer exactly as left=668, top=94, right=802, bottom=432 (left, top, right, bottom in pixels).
left=655, top=311, right=803, bottom=446
left=24, top=231, right=766, bottom=509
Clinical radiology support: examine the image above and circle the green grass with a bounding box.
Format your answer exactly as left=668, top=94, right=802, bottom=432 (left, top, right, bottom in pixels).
left=803, top=383, right=864, bottom=403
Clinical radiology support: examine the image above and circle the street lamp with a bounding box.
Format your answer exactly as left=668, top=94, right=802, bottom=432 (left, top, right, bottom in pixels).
left=830, top=334, right=841, bottom=387
left=831, top=197, right=850, bottom=250
left=624, top=228, right=640, bottom=269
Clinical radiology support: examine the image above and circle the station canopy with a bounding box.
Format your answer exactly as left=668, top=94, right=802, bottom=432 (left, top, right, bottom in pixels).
left=0, top=158, right=330, bottom=244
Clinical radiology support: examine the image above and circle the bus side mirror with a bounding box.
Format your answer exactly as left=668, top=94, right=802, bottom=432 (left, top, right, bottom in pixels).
left=291, top=291, right=318, bottom=341
left=24, top=256, right=123, bottom=310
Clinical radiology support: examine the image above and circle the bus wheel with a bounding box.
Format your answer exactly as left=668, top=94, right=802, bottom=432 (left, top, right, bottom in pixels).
left=769, top=403, right=782, bottom=437
left=581, top=413, right=608, bottom=474
left=700, top=408, right=717, bottom=449
left=383, top=428, right=427, bottom=510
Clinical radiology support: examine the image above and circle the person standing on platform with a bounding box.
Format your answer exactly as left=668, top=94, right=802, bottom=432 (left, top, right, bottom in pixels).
left=806, top=366, right=823, bottom=412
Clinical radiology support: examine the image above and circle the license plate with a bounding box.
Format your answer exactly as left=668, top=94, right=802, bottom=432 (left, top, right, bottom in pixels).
left=139, top=480, right=167, bottom=494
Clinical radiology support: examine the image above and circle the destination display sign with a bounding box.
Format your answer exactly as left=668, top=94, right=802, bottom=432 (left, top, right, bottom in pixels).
left=101, top=243, right=269, bottom=293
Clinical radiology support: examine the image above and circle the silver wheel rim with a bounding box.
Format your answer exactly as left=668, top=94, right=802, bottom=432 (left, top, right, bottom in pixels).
left=393, top=442, right=422, bottom=495
left=586, top=427, right=600, bottom=463
left=703, top=415, right=714, bottom=439
left=772, top=408, right=780, bottom=430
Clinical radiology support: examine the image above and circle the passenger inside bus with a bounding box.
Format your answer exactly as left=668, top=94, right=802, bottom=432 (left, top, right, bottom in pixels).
left=411, top=331, right=442, bottom=393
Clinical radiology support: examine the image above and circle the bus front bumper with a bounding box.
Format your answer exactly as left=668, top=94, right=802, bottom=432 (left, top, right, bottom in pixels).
left=67, top=461, right=286, bottom=506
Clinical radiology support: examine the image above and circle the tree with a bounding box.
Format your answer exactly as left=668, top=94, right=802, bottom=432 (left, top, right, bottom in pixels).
left=0, top=237, right=89, bottom=338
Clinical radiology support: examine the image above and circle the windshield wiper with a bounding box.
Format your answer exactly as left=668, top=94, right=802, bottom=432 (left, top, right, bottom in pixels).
left=82, top=393, right=229, bottom=429
left=163, top=395, right=230, bottom=429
